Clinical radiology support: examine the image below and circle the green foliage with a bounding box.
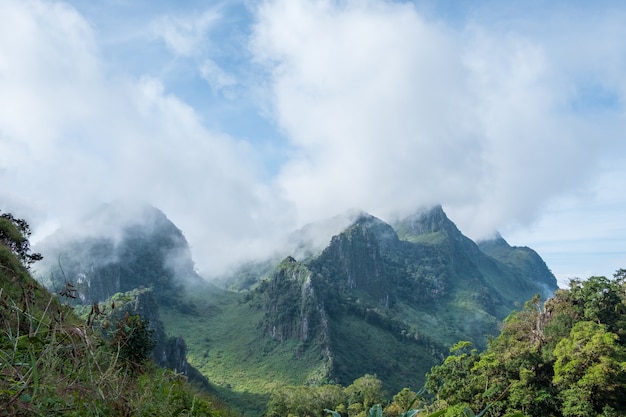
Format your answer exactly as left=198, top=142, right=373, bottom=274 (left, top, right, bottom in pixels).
left=0, top=212, right=42, bottom=268
left=0, top=214, right=226, bottom=416
left=267, top=374, right=384, bottom=417
left=325, top=399, right=499, bottom=417
left=426, top=272, right=626, bottom=417
left=159, top=283, right=310, bottom=415
left=111, top=312, right=157, bottom=372
left=553, top=321, right=626, bottom=416
left=0, top=280, right=221, bottom=416
left=383, top=388, right=421, bottom=417
left=345, top=374, right=384, bottom=411
left=425, top=341, right=482, bottom=411
left=267, top=384, right=345, bottom=417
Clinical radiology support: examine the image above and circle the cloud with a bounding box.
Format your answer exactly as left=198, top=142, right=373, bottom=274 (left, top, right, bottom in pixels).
left=251, top=1, right=473, bottom=219
left=250, top=0, right=626, bottom=238
left=2, top=0, right=626, bottom=282
left=200, top=58, right=237, bottom=94
left=0, top=0, right=291, bottom=275
left=151, top=9, right=221, bottom=57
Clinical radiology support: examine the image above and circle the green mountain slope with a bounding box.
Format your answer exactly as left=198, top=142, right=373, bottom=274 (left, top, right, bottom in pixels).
left=0, top=211, right=224, bottom=416
left=167, top=207, right=557, bottom=412
left=33, top=204, right=558, bottom=414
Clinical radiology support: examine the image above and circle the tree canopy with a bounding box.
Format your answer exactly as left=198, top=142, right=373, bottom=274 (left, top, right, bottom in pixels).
left=0, top=211, right=42, bottom=268
left=426, top=272, right=626, bottom=417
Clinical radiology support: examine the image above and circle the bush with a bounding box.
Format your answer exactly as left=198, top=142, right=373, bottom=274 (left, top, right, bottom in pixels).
left=111, top=312, right=157, bottom=372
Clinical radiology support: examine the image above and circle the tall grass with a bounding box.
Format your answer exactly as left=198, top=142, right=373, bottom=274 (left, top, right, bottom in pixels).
left=0, top=282, right=222, bottom=416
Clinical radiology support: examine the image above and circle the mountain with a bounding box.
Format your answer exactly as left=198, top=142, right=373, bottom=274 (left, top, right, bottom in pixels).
left=235, top=207, right=557, bottom=388
left=393, top=206, right=556, bottom=313
left=33, top=204, right=558, bottom=414
left=0, top=211, right=225, bottom=416
left=166, top=206, right=556, bottom=412
left=477, top=232, right=557, bottom=298
left=35, top=203, right=201, bottom=304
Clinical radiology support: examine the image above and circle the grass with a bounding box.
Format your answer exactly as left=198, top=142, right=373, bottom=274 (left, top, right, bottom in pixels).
left=0, top=247, right=228, bottom=416
left=0, top=289, right=219, bottom=416
left=397, top=231, right=447, bottom=246
left=159, top=283, right=333, bottom=415
left=156, top=268, right=505, bottom=415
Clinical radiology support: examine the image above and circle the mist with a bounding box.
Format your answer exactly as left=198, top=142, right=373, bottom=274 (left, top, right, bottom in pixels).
left=2, top=0, right=626, bottom=281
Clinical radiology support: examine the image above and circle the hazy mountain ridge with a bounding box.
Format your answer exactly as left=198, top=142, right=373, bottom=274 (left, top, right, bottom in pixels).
left=228, top=205, right=557, bottom=394
left=32, top=203, right=558, bottom=412
left=35, top=204, right=201, bottom=304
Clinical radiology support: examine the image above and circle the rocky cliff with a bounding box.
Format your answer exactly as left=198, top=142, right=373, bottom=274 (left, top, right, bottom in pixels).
left=96, top=288, right=210, bottom=390
left=246, top=206, right=558, bottom=390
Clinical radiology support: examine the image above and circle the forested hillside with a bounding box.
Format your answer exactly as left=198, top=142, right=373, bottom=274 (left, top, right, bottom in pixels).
left=0, top=211, right=227, bottom=416
left=426, top=272, right=626, bottom=416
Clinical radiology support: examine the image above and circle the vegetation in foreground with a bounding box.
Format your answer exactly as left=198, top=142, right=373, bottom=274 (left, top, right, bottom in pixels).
left=425, top=271, right=626, bottom=417
left=0, top=212, right=227, bottom=416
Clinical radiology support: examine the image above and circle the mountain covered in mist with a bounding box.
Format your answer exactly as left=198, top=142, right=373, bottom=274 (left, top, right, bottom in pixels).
left=33, top=203, right=557, bottom=414
left=220, top=206, right=557, bottom=392
left=35, top=204, right=201, bottom=304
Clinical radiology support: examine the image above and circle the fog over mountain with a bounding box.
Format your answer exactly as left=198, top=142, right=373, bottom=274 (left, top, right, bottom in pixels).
left=2, top=0, right=626, bottom=282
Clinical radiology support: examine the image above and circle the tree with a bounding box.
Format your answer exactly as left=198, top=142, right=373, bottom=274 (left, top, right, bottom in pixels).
left=345, top=374, right=384, bottom=412
left=425, top=341, right=482, bottom=411
left=567, top=276, right=624, bottom=332
left=266, top=384, right=345, bottom=417
left=0, top=211, right=42, bottom=268
left=112, top=313, right=157, bottom=372
left=383, top=388, right=420, bottom=417
left=553, top=321, right=626, bottom=416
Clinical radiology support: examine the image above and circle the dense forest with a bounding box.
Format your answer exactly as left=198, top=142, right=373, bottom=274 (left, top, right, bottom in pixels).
left=426, top=272, right=626, bottom=417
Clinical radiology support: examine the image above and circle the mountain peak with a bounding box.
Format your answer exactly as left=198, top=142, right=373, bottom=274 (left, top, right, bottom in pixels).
left=350, top=212, right=399, bottom=248
left=35, top=202, right=200, bottom=303
left=393, top=205, right=463, bottom=242
left=476, top=232, right=510, bottom=250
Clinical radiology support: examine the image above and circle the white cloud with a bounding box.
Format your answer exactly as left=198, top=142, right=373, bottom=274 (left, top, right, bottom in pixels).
left=252, top=0, right=475, bottom=222
left=151, top=9, right=220, bottom=57
left=200, top=58, right=237, bottom=94
left=0, top=0, right=292, bottom=275
left=251, top=0, right=626, bottom=241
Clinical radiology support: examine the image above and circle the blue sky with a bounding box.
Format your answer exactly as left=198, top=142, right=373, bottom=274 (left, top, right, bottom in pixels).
left=1, top=0, right=625, bottom=284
